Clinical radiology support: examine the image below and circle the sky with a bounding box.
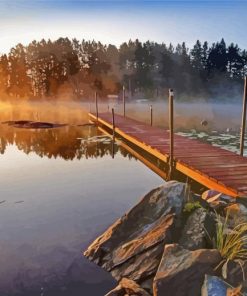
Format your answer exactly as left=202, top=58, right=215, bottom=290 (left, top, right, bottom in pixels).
left=0, top=0, right=247, bottom=54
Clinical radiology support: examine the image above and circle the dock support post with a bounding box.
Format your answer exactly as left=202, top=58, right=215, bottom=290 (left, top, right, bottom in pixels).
left=168, top=89, right=174, bottom=180
left=240, top=76, right=247, bottom=156
left=150, top=105, right=153, bottom=126
left=123, top=85, right=126, bottom=117
left=112, top=108, right=115, bottom=158
left=95, top=91, right=98, bottom=121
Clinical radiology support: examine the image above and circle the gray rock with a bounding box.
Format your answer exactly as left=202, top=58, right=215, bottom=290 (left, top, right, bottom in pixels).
left=111, top=243, right=163, bottom=282
left=84, top=181, right=185, bottom=269
left=224, top=260, right=247, bottom=290
left=105, top=278, right=151, bottom=296
left=139, top=278, right=153, bottom=295
left=153, top=244, right=221, bottom=296
left=201, top=190, right=235, bottom=210
left=201, top=274, right=241, bottom=296
left=179, top=208, right=215, bottom=250
left=225, top=203, right=247, bottom=221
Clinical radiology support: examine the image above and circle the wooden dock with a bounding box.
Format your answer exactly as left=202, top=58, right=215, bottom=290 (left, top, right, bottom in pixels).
left=89, top=112, right=247, bottom=197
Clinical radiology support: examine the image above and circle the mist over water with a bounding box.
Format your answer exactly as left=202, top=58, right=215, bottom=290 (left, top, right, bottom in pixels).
left=1, top=97, right=243, bottom=132
left=94, top=99, right=243, bottom=133
left=0, top=101, right=90, bottom=125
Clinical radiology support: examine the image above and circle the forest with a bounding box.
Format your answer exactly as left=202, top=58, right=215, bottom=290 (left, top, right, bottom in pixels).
left=0, top=37, right=246, bottom=101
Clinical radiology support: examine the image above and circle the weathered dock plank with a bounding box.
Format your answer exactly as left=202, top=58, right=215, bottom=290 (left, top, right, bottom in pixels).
left=90, top=112, right=247, bottom=197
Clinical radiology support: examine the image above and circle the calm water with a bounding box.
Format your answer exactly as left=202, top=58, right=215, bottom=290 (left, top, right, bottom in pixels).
left=0, top=123, right=163, bottom=296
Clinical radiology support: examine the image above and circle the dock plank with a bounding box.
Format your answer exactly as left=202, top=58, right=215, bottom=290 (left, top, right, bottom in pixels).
left=90, top=112, right=247, bottom=197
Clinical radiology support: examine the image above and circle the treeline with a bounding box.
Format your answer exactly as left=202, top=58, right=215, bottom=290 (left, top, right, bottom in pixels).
left=0, top=37, right=246, bottom=100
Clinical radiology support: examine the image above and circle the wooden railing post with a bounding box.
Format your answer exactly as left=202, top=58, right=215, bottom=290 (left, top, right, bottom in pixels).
left=95, top=91, right=98, bottom=121
left=150, top=104, right=153, bottom=126
left=112, top=108, right=115, bottom=158
left=240, top=77, right=247, bottom=156
left=123, top=85, right=126, bottom=117
left=112, top=108, right=115, bottom=139
left=168, top=88, right=174, bottom=179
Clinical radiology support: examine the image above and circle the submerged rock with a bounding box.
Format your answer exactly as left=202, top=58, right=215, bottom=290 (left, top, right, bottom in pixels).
left=2, top=120, right=66, bottom=129
left=84, top=181, right=186, bottom=282
left=153, top=244, right=221, bottom=296
left=201, top=275, right=242, bottom=296
left=105, top=278, right=151, bottom=296
left=179, top=208, right=215, bottom=250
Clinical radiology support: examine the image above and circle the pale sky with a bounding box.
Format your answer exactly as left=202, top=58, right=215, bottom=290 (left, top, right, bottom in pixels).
left=0, top=0, right=247, bottom=54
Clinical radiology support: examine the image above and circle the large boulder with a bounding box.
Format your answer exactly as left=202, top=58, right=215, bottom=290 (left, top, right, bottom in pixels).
left=84, top=181, right=186, bottom=275
left=201, top=275, right=242, bottom=296
left=105, top=213, right=174, bottom=271
left=105, top=278, right=151, bottom=296
left=179, top=208, right=215, bottom=250
left=153, top=244, right=221, bottom=296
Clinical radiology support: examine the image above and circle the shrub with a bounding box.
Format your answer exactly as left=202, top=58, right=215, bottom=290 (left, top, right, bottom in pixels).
left=214, top=212, right=247, bottom=280
left=183, top=201, right=202, bottom=214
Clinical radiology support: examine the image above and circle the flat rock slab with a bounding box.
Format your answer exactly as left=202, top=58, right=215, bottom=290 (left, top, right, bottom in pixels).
left=153, top=244, right=221, bottom=296
left=110, top=243, right=164, bottom=282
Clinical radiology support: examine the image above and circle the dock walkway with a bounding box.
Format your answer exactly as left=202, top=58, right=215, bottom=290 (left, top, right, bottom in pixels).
left=89, top=112, right=247, bottom=197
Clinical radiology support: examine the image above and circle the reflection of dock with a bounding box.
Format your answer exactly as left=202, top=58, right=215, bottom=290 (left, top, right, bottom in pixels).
left=90, top=112, right=247, bottom=197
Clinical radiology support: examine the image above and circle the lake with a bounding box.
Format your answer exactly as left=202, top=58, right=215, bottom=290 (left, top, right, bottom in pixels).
left=0, top=100, right=245, bottom=295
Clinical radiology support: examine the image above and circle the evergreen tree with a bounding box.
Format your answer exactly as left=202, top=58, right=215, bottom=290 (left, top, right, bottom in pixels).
left=133, top=40, right=154, bottom=91
left=227, top=43, right=243, bottom=78
left=207, top=38, right=228, bottom=75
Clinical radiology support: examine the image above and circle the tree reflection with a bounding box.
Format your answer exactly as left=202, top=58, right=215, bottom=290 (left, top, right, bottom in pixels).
left=0, top=125, right=134, bottom=161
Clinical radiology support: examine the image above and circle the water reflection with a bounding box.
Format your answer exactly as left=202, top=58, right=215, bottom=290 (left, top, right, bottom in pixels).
left=0, top=123, right=163, bottom=296
left=0, top=124, right=134, bottom=161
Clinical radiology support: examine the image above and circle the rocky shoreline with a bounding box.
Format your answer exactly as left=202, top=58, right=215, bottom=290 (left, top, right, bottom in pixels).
left=84, top=181, right=247, bottom=296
